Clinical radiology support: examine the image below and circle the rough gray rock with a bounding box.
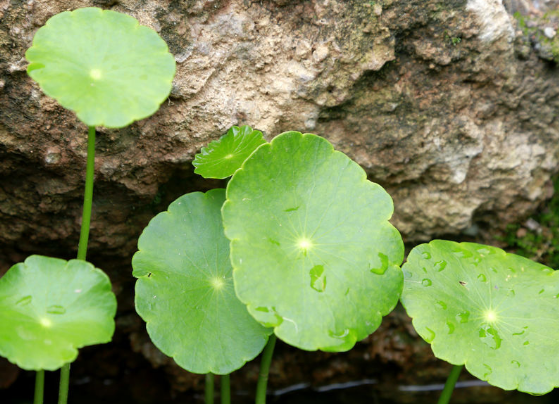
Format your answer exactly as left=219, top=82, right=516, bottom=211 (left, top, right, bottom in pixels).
left=2, top=0, right=558, bottom=256
left=1, top=0, right=559, bottom=397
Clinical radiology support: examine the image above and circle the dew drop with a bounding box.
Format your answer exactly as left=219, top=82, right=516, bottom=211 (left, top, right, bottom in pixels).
left=434, top=261, right=447, bottom=272
left=483, top=364, right=492, bottom=378
left=436, top=301, right=447, bottom=310
left=423, top=327, right=436, bottom=342
left=477, top=248, right=491, bottom=255
left=44, top=339, right=52, bottom=346
left=523, top=340, right=530, bottom=346
left=539, top=289, right=545, bottom=294
left=479, top=325, right=502, bottom=350
left=328, top=329, right=350, bottom=339
left=46, top=305, right=66, bottom=315
left=16, top=326, right=36, bottom=340
left=456, top=311, right=470, bottom=323
left=446, top=321, right=455, bottom=335
left=512, top=326, right=528, bottom=336
left=16, top=295, right=32, bottom=305
left=255, top=307, right=269, bottom=313
left=421, top=278, right=432, bottom=287
left=453, top=249, right=472, bottom=258
left=511, top=360, right=521, bottom=368
left=309, top=265, right=326, bottom=292
left=370, top=253, right=389, bottom=274
left=421, top=252, right=432, bottom=259
left=506, top=289, right=516, bottom=297
left=477, top=274, right=487, bottom=282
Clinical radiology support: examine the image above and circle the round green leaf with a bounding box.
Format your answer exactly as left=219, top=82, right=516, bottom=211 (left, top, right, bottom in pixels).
left=25, top=7, right=176, bottom=128
left=193, top=126, right=267, bottom=179
left=401, top=241, right=559, bottom=394
left=222, top=132, right=404, bottom=352
left=133, top=189, right=272, bottom=375
left=0, top=256, right=117, bottom=371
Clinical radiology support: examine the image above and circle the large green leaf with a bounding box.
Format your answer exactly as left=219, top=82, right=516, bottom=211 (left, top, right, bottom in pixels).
left=193, top=126, right=267, bottom=179
left=401, top=241, right=559, bottom=394
left=0, top=256, right=116, bottom=371
left=26, top=7, right=175, bottom=128
left=222, top=132, right=404, bottom=352
left=133, top=189, right=272, bottom=375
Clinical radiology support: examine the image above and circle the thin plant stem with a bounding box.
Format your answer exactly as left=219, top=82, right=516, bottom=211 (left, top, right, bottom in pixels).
left=221, top=374, right=231, bottom=404
left=58, top=126, right=96, bottom=404
left=34, top=370, right=44, bottom=404
left=255, top=334, right=277, bottom=404
left=437, top=364, right=463, bottom=404
left=58, top=364, right=70, bottom=404
left=77, top=126, right=96, bottom=261
left=206, top=373, right=215, bottom=404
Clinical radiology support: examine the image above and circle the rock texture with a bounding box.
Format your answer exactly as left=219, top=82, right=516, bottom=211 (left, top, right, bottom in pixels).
left=2, top=0, right=559, bottom=400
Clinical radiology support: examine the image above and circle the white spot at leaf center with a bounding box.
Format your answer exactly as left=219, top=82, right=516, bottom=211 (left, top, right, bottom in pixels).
left=40, top=318, right=52, bottom=328
left=297, top=237, right=313, bottom=250
left=483, top=309, right=498, bottom=323
left=90, top=69, right=102, bottom=80
left=211, top=277, right=225, bottom=290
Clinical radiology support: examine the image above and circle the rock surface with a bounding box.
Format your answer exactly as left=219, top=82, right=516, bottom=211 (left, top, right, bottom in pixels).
left=2, top=0, right=559, bottom=400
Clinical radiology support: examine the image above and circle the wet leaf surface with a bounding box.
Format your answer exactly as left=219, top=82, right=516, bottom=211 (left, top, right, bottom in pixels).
left=222, top=132, right=404, bottom=351
left=133, top=189, right=271, bottom=374
left=0, top=256, right=116, bottom=370
left=401, top=241, right=559, bottom=394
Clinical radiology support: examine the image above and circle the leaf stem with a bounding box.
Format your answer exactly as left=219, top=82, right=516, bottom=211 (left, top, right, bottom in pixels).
left=206, top=373, right=214, bottom=404
left=58, top=364, right=70, bottom=404
left=77, top=126, right=96, bottom=261
left=255, top=334, right=277, bottom=404
left=34, top=370, right=44, bottom=404
left=58, top=127, right=96, bottom=404
left=221, top=374, right=231, bottom=404
left=437, top=364, right=463, bottom=404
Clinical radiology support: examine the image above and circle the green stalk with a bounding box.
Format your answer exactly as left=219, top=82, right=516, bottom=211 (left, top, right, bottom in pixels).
left=221, top=374, right=231, bottom=404
left=58, top=126, right=96, bottom=404
left=206, top=373, right=215, bottom=404
left=437, top=364, right=463, bottom=404
left=255, top=334, right=277, bottom=404
left=58, top=364, right=70, bottom=404
left=34, top=370, right=44, bottom=404
left=77, top=126, right=96, bottom=261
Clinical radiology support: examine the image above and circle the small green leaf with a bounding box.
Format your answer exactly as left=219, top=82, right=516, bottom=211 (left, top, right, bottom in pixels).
left=222, top=132, right=404, bottom=352
left=193, top=126, right=267, bottom=179
left=25, top=7, right=176, bottom=128
left=401, top=241, right=559, bottom=394
left=133, top=189, right=272, bottom=374
left=0, top=256, right=117, bottom=371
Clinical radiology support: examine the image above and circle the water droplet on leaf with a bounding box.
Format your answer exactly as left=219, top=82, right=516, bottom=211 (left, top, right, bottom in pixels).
left=309, top=265, right=326, bottom=292
left=16, top=295, right=32, bottom=305
left=370, top=253, right=389, bottom=274
left=511, top=360, right=520, bottom=368
left=477, top=274, right=487, bottom=282
left=424, top=327, right=436, bottom=342
left=46, top=305, right=66, bottom=315
left=479, top=325, right=502, bottom=349
left=434, top=261, right=447, bottom=272
left=456, top=311, right=470, bottom=323
left=421, top=278, right=432, bottom=287
left=436, top=301, right=447, bottom=310
left=421, top=252, right=431, bottom=259
left=446, top=321, right=455, bottom=334
left=483, top=364, right=492, bottom=378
